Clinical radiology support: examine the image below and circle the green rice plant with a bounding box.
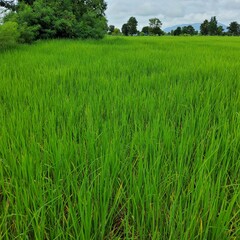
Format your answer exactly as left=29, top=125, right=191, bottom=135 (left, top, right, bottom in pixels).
left=0, top=36, right=239, bottom=239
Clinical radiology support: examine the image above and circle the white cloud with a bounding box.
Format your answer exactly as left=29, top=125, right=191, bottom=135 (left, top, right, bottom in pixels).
left=105, top=0, right=240, bottom=29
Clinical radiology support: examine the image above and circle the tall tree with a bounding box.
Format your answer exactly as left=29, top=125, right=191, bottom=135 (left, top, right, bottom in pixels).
left=200, top=19, right=209, bottom=35
left=121, top=23, right=129, bottom=36
left=227, top=21, right=240, bottom=36
left=149, top=18, right=162, bottom=29
left=187, top=25, right=195, bottom=35
left=127, top=16, right=138, bottom=35
left=181, top=26, right=188, bottom=34
left=173, top=27, right=181, bottom=36
left=209, top=16, right=218, bottom=35
left=141, top=26, right=150, bottom=35
left=182, top=25, right=195, bottom=35
left=148, top=18, right=163, bottom=35
left=108, top=25, right=115, bottom=35
left=72, top=0, right=107, bottom=20
left=217, top=26, right=223, bottom=36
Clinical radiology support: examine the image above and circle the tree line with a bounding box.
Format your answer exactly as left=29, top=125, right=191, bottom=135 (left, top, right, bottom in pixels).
left=108, top=16, right=240, bottom=37
left=108, top=17, right=164, bottom=36
left=1, top=0, right=240, bottom=49
left=0, top=0, right=107, bottom=46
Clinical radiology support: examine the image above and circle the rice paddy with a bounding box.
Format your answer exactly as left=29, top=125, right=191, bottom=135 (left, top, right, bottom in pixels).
left=0, top=36, right=239, bottom=239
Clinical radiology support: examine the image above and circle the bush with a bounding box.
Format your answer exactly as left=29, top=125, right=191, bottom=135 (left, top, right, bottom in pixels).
left=18, top=23, right=40, bottom=44
left=3, top=4, right=39, bottom=44
left=76, top=12, right=107, bottom=39
left=0, top=21, right=19, bottom=49
left=2, top=0, right=108, bottom=43
left=16, top=3, right=40, bottom=43
left=54, top=10, right=77, bottom=38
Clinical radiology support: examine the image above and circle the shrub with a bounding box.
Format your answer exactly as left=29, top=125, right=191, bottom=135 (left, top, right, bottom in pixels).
left=76, top=12, right=107, bottom=39
left=0, top=21, right=19, bottom=49
left=3, top=4, right=39, bottom=44
left=18, top=23, right=40, bottom=44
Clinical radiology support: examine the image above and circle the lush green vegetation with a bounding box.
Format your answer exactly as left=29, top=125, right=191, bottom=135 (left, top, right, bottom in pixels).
left=0, top=21, right=19, bottom=48
left=1, top=0, right=107, bottom=43
left=0, top=37, right=239, bottom=239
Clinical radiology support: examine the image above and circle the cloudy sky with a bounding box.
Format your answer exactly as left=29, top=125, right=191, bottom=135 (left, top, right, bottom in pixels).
left=105, top=0, right=240, bottom=29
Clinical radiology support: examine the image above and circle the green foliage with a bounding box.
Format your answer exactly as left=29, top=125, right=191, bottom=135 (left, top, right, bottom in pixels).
left=75, top=11, right=107, bottom=39
left=173, top=26, right=182, bottom=36
left=15, top=3, right=39, bottom=43
left=108, top=25, right=115, bottom=35
left=171, top=25, right=197, bottom=36
left=200, top=19, right=209, bottom=35
left=200, top=17, right=223, bottom=36
left=112, top=28, right=121, bottom=36
left=217, top=25, right=224, bottom=36
left=121, top=23, right=129, bottom=36
left=54, top=10, right=76, bottom=38
left=18, top=23, right=40, bottom=43
left=0, top=37, right=239, bottom=239
left=121, top=17, right=138, bottom=36
left=0, top=21, right=19, bottom=49
left=127, top=16, right=138, bottom=35
left=148, top=18, right=164, bottom=36
left=2, top=10, right=17, bottom=22
left=228, top=21, right=240, bottom=36
left=150, top=26, right=164, bottom=36
left=108, top=25, right=121, bottom=36
left=149, top=18, right=162, bottom=29
left=209, top=16, right=218, bottom=35
left=182, top=25, right=195, bottom=35
left=141, top=26, right=150, bottom=35
left=31, top=0, right=56, bottom=39
left=2, top=0, right=107, bottom=42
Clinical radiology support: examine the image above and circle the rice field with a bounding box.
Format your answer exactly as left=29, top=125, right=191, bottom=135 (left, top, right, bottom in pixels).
left=0, top=36, right=239, bottom=239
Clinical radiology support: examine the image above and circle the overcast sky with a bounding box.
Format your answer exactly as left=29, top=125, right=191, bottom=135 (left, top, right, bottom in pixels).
left=105, top=0, right=240, bottom=29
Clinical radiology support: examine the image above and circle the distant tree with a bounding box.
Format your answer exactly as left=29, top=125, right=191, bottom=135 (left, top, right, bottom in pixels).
left=181, top=26, right=188, bottom=34
left=121, top=23, right=129, bottom=36
left=108, top=25, right=115, bottom=35
left=173, top=27, right=181, bottom=36
left=217, top=26, right=224, bottom=36
left=112, top=28, right=121, bottom=36
left=209, top=16, right=218, bottom=35
left=142, top=26, right=150, bottom=35
left=127, top=16, right=138, bottom=35
left=149, top=18, right=162, bottom=29
left=200, top=19, right=209, bottom=35
left=227, top=21, right=240, bottom=36
left=148, top=18, right=163, bottom=35
left=187, top=25, right=195, bottom=35
left=151, top=27, right=164, bottom=36
left=181, top=25, right=195, bottom=35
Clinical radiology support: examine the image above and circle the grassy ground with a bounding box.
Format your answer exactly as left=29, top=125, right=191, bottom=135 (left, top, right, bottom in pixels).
left=0, top=36, right=239, bottom=239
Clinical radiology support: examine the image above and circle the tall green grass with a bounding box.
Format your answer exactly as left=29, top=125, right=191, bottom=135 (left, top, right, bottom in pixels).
left=0, top=37, right=239, bottom=239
